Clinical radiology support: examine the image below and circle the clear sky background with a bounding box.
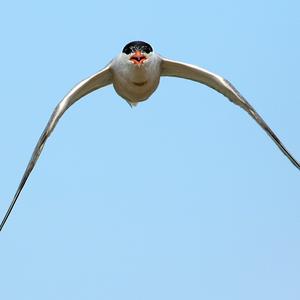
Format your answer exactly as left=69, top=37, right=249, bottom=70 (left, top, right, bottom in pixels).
left=0, top=1, right=299, bottom=299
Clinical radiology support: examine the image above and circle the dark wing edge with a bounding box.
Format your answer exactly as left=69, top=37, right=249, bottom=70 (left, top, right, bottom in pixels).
left=0, top=65, right=113, bottom=231
left=160, top=57, right=300, bottom=170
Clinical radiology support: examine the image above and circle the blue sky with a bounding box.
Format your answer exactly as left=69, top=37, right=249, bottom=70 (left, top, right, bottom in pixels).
left=0, top=1, right=299, bottom=299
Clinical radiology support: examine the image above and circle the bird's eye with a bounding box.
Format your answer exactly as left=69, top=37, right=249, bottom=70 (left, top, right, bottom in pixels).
left=142, top=45, right=152, bottom=54
left=122, top=45, right=133, bottom=55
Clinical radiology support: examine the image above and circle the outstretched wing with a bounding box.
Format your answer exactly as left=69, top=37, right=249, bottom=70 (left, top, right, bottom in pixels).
left=160, top=57, right=300, bottom=170
left=0, top=65, right=112, bottom=231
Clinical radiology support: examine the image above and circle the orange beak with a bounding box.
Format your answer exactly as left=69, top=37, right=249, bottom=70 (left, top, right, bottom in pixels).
left=130, top=50, right=147, bottom=64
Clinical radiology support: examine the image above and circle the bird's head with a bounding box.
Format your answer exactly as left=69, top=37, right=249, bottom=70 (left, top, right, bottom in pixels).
left=122, top=41, right=153, bottom=65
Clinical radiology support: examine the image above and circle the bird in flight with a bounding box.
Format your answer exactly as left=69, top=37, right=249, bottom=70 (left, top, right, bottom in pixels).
left=1, top=40, right=299, bottom=231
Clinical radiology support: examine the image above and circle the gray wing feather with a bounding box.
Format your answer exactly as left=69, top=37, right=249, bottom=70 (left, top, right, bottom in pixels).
left=0, top=65, right=112, bottom=231
left=160, top=57, right=300, bottom=170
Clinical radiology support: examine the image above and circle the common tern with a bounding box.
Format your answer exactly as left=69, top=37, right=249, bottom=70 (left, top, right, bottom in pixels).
left=1, top=40, right=299, bottom=231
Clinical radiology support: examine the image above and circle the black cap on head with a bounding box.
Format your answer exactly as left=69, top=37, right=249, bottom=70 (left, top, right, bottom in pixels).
left=122, top=41, right=153, bottom=55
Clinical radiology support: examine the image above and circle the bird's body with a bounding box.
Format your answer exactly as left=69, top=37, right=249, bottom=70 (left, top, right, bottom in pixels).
left=1, top=40, right=299, bottom=231
left=111, top=52, right=161, bottom=104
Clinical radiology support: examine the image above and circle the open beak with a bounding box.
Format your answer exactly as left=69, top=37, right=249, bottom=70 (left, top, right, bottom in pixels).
left=130, top=50, right=147, bottom=64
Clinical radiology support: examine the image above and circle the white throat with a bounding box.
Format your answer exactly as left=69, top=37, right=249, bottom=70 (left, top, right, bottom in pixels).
left=110, top=52, right=162, bottom=104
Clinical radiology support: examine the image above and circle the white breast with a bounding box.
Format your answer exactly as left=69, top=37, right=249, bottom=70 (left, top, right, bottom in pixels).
left=111, top=53, right=162, bottom=103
